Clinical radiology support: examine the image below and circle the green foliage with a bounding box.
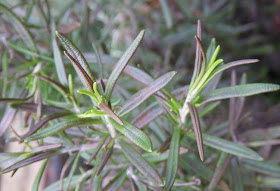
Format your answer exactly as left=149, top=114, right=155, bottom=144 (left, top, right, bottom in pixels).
left=0, top=1, right=280, bottom=191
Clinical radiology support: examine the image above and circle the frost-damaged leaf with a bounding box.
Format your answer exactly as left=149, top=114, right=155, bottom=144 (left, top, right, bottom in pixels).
left=118, top=71, right=176, bottom=116
left=105, top=30, right=145, bottom=101
left=20, top=112, right=71, bottom=143
left=1, top=152, right=55, bottom=174
left=52, top=23, right=68, bottom=86
left=25, top=118, right=103, bottom=142
left=32, top=159, right=48, bottom=191
left=86, top=135, right=109, bottom=164
left=204, top=59, right=259, bottom=86
left=187, top=102, right=204, bottom=161
left=0, top=106, right=16, bottom=137
left=164, top=126, right=180, bottom=191
left=96, top=147, right=113, bottom=176
left=198, top=83, right=280, bottom=106
left=56, top=31, right=95, bottom=81
left=118, top=138, right=163, bottom=186
left=0, top=3, right=37, bottom=52
left=99, top=102, right=123, bottom=125
left=33, top=74, right=68, bottom=95
left=131, top=103, right=164, bottom=129
left=186, top=132, right=263, bottom=161
left=64, top=51, right=94, bottom=93
left=109, top=118, right=152, bottom=152
left=11, top=103, right=68, bottom=114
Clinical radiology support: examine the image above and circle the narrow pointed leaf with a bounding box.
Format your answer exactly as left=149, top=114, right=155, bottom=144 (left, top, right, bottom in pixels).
left=190, top=20, right=202, bottom=87
left=243, top=159, right=280, bottom=178
left=124, top=65, right=154, bottom=85
left=87, top=135, right=109, bottom=164
left=99, top=102, right=123, bottom=125
left=204, top=59, right=259, bottom=86
left=0, top=106, right=16, bottom=136
left=109, top=118, right=152, bottom=152
left=20, top=112, right=71, bottom=142
left=64, top=51, right=94, bottom=92
left=96, top=147, right=113, bottom=176
left=1, top=152, right=55, bottom=174
left=119, top=71, right=176, bottom=116
left=206, top=38, right=216, bottom=63
left=33, top=74, right=68, bottom=95
left=131, top=103, right=164, bottom=129
left=186, top=132, right=263, bottom=161
left=105, top=30, right=145, bottom=101
left=208, top=153, right=230, bottom=191
left=0, top=3, right=37, bottom=51
left=52, top=24, right=68, bottom=86
left=198, top=83, right=280, bottom=105
left=11, top=103, right=68, bottom=114
left=32, top=159, right=48, bottom=191
left=164, top=126, right=181, bottom=191
left=65, top=153, right=81, bottom=191
left=187, top=102, right=204, bottom=161
left=118, top=138, right=163, bottom=186
left=56, top=31, right=95, bottom=81
left=25, top=117, right=103, bottom=142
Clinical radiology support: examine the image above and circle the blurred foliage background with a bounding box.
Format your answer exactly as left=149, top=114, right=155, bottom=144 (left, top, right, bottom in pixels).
left=0, top=0, right=280, bottom=190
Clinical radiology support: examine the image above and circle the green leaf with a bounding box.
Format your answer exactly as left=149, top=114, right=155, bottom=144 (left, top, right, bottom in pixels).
left=118, top=71, right=176, bottom=116
left=52, top=23, right=68, bottom=86
left=206, top=38, right=216, bottom=63
left=203, top=59, right=259, bottom=87
left=109, top=117, right=152, bottom=152
left=105, top=30, right=145, bottom=101
left=25, top=117, right=103, bottom=142
left=56, top=31, right=95, bottom=81
left=32, top=159, right=48, bottom=191
left=198, top=83, right=280, bottom=105
left=164, top=126, right=180, bottom=191
left=118, top=138, right=163, bottom=186
left=65, top=153, right=81, bottom=191
left=0, top=3, right=37, bottom=52
left=186, top=132, right=263, bottom=161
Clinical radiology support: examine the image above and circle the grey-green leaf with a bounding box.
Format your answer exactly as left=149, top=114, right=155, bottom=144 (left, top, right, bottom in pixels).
left=105, top=30, right=145, bottom=101
left=198, top=83, right=280, bottom=106
left=52, top=23, right=68, bottom=86
left=243, top=159, right=280, bottom=178
left=109, top=117, right=152, bottom=152
left=118, top=138, right=163, bottom=186
left=186, top=132, right=263, bottom=161
left=25, top=117, right=103, bottom=142
left=164, top=126, right=180, bottom=191
left=118, top=71, right=176, bottom=116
